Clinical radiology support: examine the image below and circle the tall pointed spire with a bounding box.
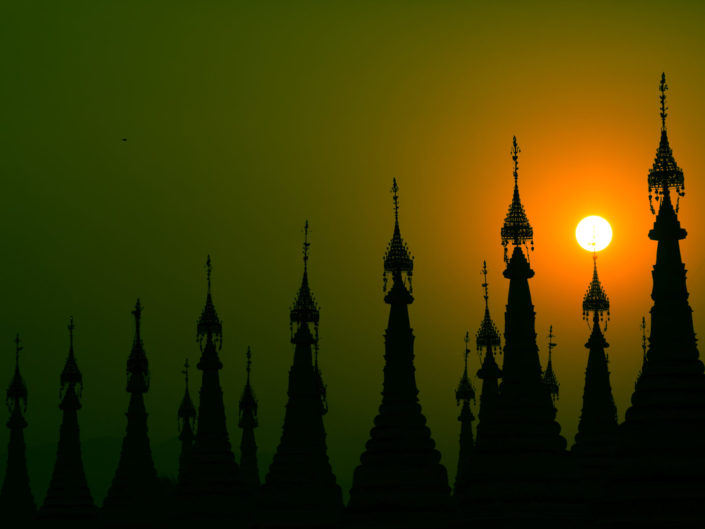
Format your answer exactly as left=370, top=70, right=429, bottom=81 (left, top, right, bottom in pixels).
left=453, top=332, right=476, bottom=494
left=614, top=74, right=705, bottom=527
left=349, top=180, right=450, bottom=528
left=260, top=221, right=342, bottom=528
left=177, top=359, right=196, bottom=487
left=40, top=318, right=96, bottom=520
left=178, top=257, right=241, bottom=518
left=103, top=299, right=160, bottom=519
left=500, top=137, right=534, bottom=262
left=542, top=326, right=559, bottom=403
left=573, top=256, right=617, bottom=457
left=0, top=334, right=36, bottom=518
left=238, top=347, right=260, bottom=490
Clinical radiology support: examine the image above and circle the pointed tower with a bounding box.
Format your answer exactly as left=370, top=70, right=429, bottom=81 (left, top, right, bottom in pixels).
left=542, top=326, right=559, bottom=404
left=349, top=180, right=450, bottom=528
left=612, top=74, right=705, bottom=527
left=238, top=347, right=260, bottom=490
left=259, top=221, right=342, bottom=528
left=573, top=257, right=617, bottom=457
left=178, top=257, right=241, bottom=516
left=40, top=318, right=96, bottom=520
left=453, top=332, right=476, bottom=494
left=0, top=335, right=36, bottom=519
left=177, top=359, right=196, bottom=487
left=103, top=299, right=159, bottom=517
left=473, top=261, right=502, bottom=447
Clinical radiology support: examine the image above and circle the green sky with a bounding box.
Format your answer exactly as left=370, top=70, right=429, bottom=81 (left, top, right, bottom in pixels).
left=2, top=0, right=705, bottom=503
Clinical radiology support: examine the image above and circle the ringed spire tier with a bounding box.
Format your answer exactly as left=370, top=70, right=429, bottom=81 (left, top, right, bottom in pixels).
left=349, top=180, right=450, bottom=528
left=260, top=222, right=342, bottom=527
left=0, top=334, right=36, bottom=518
left=500, top=137, right=534, bottom=262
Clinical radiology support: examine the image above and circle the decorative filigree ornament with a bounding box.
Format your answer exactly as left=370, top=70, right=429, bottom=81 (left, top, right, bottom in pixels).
left=501, top=137, right=534, bottom=262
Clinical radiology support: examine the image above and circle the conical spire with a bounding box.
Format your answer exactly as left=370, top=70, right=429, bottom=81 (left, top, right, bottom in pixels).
left=261, top=222, right=342, bottom=526
left=0, top=335, right=36, bottom=518
left=573, top=256, right=617, bottom=457
left=103, top=300, right=159, bottom=517
left=349, top=180, right=450, bottom=524
left=40, top=318, right=96, bottom=519
left=197, top=255, right=223, bottom=352
left=177, top=359, right=196, bottom=487
left=542, top=326, right=559, bottom=403
left=238, top=347, right=260, bottom=489
left=476, top=261, right=502, bottom=350
left=500, top=137, right=534, bottom=262
left=454, top=333, right=476, bottom=494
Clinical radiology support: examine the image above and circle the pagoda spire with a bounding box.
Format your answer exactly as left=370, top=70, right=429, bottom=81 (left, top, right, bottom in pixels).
left=572, top=256, right=617, bottom=457
left=238, top=347, right=260, bottom=490
left=260, top=221, right=342, bottom=527
left=542, top=326, right=559, bottom=403
left=40, top=318, right=96, bottom=520
left=178, top=256, right=241, bottom=517
left=453, top=332, right=476, bottom=494
left=0, top=334, right=36, bottom=518
left=177, top=359, right=196, bottom=487
left=495, top=137, right=565, bottom=453
left=349, top=180, right=450, bottom=527
left=103, top=299, right=159, bottom=518
left=615, top=74, right=705, bottom=526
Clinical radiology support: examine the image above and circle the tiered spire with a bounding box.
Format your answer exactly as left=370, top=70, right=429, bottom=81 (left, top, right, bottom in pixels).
left=615, top=74, right=705, bottom=526
left=573, top=256, right=617, bottom=457
left=103, top=300, right=159, bottom=518
left=349, top=180, right=450, bottom=527
left=260, top=221, right=342, bottom=527
left=453, top=332, right=476, bottom=494
left=177, top=359, right=196, bottom=486
left=40, top=318, right=96, bottom=520
left=0, top=335, right=36, bottom=518
left=542, top=326, right=559, bottom=403
left=238, top=347, right=260, bottom=490
left=178, top=257, right=240, bottom=517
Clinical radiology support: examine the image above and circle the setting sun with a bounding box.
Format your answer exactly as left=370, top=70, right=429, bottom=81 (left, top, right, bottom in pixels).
left=576, top=216, right=613, bottom=252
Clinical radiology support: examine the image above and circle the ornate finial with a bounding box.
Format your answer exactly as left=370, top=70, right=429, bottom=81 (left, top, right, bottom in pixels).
left=132, top=298, right=142, bottom=337
left=14, top=333, right=22, bottom=366
left=648, top=73, right=685, bottom=212
left=61, top=316, right=83, bottom=395
left=206, top=255, right=212, bottom=292
left=182, top=358, right=190, bottom=388
left=659, top=73, right=668, bottom=131
left=178, top=358, right=196, bottom=430
left=543, top=325, right=560, bottom=402
left=197, top=256, right=223, bottom=350
left=501, top=137, right=534, bottom=261
left=303, top=220, right=310, bottom=267
left=456, top=332, right=476, bottom=405
left=476, top=262, right=501, bottom=349
left=7, top=333, right=28, bottom=412
left=68, top=317, right=75, bottom=351
left=246, top=346, right=252, bottom=381
left=582, top=254, right=610, bottom=330
left=383, top=179, right=414, bottom=293
left=511, top=136, right=520, bottom=186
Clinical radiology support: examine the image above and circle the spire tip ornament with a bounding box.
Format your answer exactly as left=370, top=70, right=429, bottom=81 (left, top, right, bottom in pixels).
left=543, top=325, right=560, bottom=402
left=383, top=179, right=414, bottom=293
left=501, top=137, right=534, bottom=262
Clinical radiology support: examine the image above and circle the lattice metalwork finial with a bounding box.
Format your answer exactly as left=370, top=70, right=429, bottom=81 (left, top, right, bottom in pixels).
left=246, top=346, right=252, bottom=381
left=501, top=136, right=534, bottom=261
left=206, top=255, right=212, bottom=292
left=456, top=331, right=475, bottom=405
left=392, top=178, right=400, bottom=222
left=303, top=220, right=310, bottom=267
left=476, top=261, right=501, bottom=349
left=7, top=333, right=28, bottom=413
left=291, top=221, right=320, bottom=333
left=383, top=179, right=414, bottom=293
left=582, top=254, right=610, bottom=331
left=648, top=73, right=685, bottom=214
left=182, top=358, right=190, bottom=388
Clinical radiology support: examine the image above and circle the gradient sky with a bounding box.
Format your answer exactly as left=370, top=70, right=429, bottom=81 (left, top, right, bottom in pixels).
left=2, top=0, right=705, bottom=503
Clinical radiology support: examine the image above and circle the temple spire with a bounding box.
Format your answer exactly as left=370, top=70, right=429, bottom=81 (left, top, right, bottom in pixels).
left=501, top=137, right=534, bottom=262
left=454, top=332, right=476, bottom=494
left=260, top=222, right=342, bottom=527
left=177, top=359, right=196, bottom=487
left=103, top=299, right=159, bottom=518
left=349, top=180, right=450, bottom=526
left=0, top=334, right=36, bottom=518
left=573, top=255, right=617, bottom=456
left=40, top=318, right=96, bottom=520
left=238, top=347, right=260, bottom=490
left=542, top=326, right=559, bottom=403
left=178, top=256, right=240, bottom=517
